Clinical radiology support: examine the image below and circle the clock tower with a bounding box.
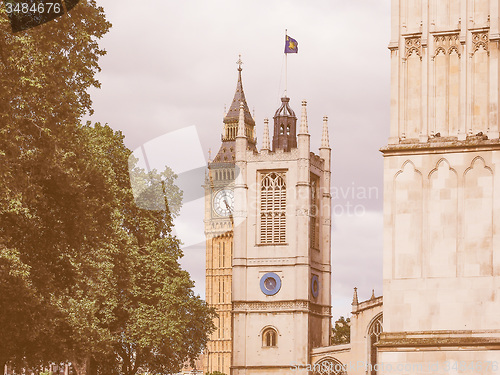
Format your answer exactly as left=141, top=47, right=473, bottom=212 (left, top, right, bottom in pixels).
left=204, top=58, right=256, bottom=375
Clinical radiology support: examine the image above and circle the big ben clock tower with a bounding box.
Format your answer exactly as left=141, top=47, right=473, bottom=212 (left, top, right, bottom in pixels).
left=204, top=57, right=257, bottom=375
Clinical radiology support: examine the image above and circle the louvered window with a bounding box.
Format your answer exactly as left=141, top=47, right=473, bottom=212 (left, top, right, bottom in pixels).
left=310, top=175, right=320, bottom=249
left=260, top=172, right=286, bottom=244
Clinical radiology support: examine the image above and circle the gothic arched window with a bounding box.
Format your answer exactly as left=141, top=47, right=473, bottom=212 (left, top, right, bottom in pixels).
left=312, top=358, right=345, bottom=375
left=367, top=314, right=383, bottom=375
left=262, top=327, right=277, bottom=347
left=260, top=172, right=286, bottom=244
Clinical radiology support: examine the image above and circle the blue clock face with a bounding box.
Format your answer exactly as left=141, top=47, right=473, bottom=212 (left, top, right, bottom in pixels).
left=260, top=273, right=281, bottom=296
left=311, top=275, right=320, bottom=298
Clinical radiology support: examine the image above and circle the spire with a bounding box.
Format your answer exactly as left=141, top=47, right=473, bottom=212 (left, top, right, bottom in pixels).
left=299, top=100, right=309, bottom=134
left=223, top=55, right=255, bottom=127
left=371, top=289, right=376, bottom=300
left=212, top=57, right=256, bottom=164
left=262, top=118, right=270, bottom=151
left=237, top=102, right=246, bottom=138
left=321, top=116, right=330, bottom=148
left=352, top=287, right=359, bottom=306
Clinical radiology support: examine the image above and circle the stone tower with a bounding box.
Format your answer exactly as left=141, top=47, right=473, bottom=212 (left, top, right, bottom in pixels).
left=204, top=59, right=256, bottom=375
left=380, top=0, right=500, bottom=370
left=231, top=90, right=332, bottom=374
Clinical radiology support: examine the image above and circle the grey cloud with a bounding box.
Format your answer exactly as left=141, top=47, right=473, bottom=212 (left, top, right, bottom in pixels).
left=86, top=0, right=390, bottom=316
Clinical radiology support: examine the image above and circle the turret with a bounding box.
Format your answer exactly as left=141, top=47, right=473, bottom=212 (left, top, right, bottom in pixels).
left=272, top=97, right=297, bottom=152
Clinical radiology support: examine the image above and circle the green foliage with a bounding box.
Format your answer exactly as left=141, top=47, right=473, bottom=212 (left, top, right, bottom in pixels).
left=0, top=1, right=215, bottom=374
left=1, top=119, right=216, bottom=375
left=0, top=1, right=112, bottom=368
left=0, top=0, right=111, bottom=128
left=331, top=316, right=351, bottom=345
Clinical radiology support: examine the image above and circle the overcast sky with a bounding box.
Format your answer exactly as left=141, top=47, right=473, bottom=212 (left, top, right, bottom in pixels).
left=85, top=0, right=391, bottom=319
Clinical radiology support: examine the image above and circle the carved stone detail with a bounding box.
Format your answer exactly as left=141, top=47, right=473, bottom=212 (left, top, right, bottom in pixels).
left=233, top=301, right=331, bottom=315
left=472, top=31, right=489, bottom=55
left=246, top=148, right=300, bottom=162
left=433, top=34, right=461, bottom=57
left=405, top=37, right=422, bottom=60
left=247, top=258, right=294, bottom=265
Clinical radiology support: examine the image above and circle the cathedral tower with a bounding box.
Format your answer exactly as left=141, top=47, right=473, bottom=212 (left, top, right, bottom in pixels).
left=204, top=58, right=256, bottom=375
left=380, top=0, right=500, bottom=370
left=231, top=90, right=332, bottom=374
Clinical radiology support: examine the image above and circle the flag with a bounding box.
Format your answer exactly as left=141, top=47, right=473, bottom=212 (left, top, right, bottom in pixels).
left=284, top=35, right=298, bottom=54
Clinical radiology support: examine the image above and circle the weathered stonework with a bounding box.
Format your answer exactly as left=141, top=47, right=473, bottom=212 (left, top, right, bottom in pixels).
left=231, top=98, right=332, bottom=375
left=381, top=0, right=500, bottom=372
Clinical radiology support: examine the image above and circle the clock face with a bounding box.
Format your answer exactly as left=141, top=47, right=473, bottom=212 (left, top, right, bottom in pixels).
left=260, top=272, right=281, bottom=296
left=264, top=277, right=277, bottom=291
left=311, top=275, right=320, bottom=298
left=213, top=189, right=234, bottom=217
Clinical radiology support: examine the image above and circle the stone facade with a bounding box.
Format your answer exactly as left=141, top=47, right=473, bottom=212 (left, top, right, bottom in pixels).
left=380, top=0, right=500, bottom=372
left=311, top=293, right=383, bottom=375
left=231, top=97, right=332, bottom=375
left=203, top=62, right=256, bottom=375
left=204, top=64, right=336, bottom=374
left=388, top=0, right=500, bottom=144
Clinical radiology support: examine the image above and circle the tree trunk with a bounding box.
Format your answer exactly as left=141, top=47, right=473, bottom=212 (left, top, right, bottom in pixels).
left=71, top=356, right=89, bottom=375
left=89, top=357, right=97, bottom=375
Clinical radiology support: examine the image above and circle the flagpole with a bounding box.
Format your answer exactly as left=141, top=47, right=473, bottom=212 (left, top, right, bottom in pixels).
left=285, top=29, right=288, bottom=97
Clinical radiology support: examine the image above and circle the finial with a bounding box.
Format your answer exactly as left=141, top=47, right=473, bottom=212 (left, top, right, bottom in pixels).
left=299, top=100, right=309, bottom=134
left=236, top=54, right=243, bottom=72
left=237, top=101, right=245, bottom=138
left=224, top=104, right=227, bottom=117
left=262, top=118, right=270, bottom=151
left=253, top=106, right=256, bottom=119
left=371, top=289, right=376, bottom=300
left=321, top=116, right=330, bottom=148
left=352, top=287, right=359, bottom=306
left=208, top=148, right=212, bottom=163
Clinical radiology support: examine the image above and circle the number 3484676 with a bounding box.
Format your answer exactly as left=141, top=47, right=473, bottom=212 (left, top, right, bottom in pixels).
left=5, top=2, right=62, bottom=14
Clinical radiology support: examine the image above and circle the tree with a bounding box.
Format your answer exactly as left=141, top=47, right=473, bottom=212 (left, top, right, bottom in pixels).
left=0, top=2, right=215, bottom=373
left=84, top=124, right=216, bottom=375
left=0, top=0, right=111, bottom=128
left=1, top=120, right=215, bottom=374
left=107, top=239, right=215, bottom=375
left=0, top=0, right=111, bottom=370
left=331, top=316, right=351, bottom=345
